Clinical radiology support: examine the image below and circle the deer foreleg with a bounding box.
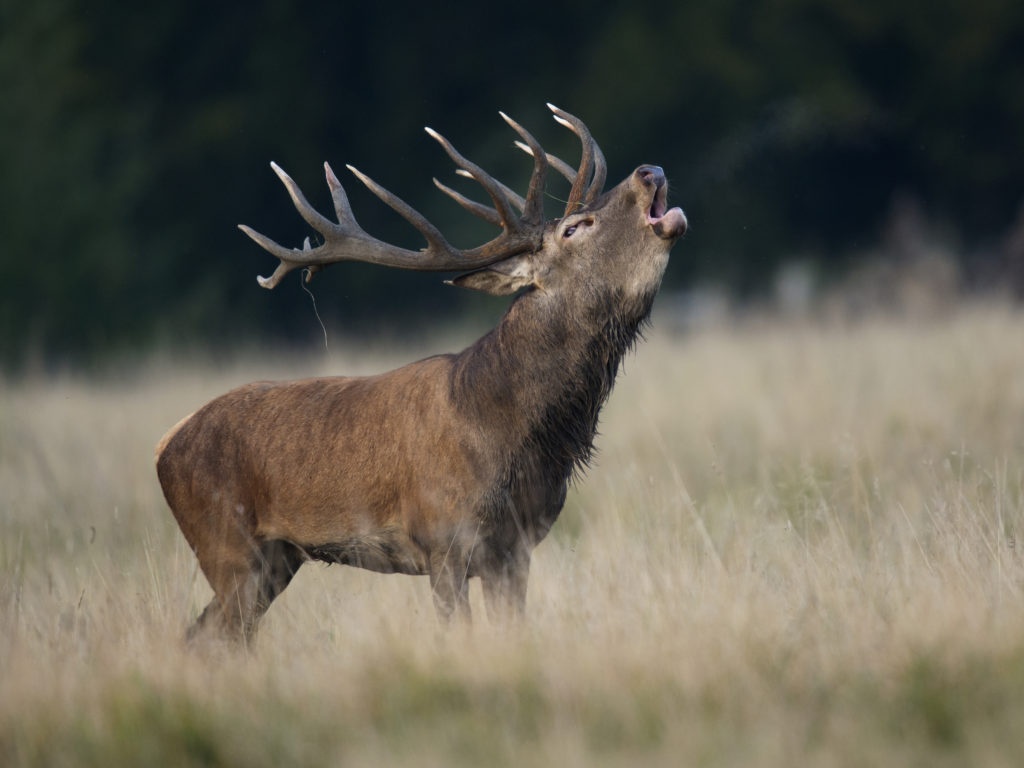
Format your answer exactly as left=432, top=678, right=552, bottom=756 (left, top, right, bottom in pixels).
left=482, top=550, right=530, bottom=623
left=428, top=549, right=471, bottom=624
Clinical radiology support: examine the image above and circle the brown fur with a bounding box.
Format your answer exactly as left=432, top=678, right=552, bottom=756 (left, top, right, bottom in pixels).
left=156, top=165, right=685, bottom=643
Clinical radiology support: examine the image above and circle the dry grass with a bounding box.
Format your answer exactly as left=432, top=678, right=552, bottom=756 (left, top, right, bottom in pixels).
left=2, top=303, right=1024, bottom=766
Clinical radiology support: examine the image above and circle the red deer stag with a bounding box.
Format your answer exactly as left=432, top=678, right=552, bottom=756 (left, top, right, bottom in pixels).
left=156, top=105, right=686, bottom=643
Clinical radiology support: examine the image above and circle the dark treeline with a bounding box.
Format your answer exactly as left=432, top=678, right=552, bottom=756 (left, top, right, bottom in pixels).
left=3, top=0, right=1023, bottom=365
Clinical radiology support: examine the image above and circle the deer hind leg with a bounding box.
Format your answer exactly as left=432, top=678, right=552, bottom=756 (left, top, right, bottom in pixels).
left=187, top=532, right=305, bottom=646
left=482, top=549, right=530, bottom=623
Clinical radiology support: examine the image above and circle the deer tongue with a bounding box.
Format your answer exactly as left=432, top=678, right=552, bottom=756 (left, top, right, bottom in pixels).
left=651, top=206, right=687, bottom=240
left=647, top=183, right=687, bottom=240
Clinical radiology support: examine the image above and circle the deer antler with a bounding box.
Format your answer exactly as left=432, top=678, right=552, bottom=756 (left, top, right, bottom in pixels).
left=514, top=104, right=607, bottom=215
left=240, top=106, right=601, bottom=289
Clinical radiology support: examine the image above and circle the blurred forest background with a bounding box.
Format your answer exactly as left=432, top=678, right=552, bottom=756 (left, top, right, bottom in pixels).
left=3, top=0, right=1023, bottom=368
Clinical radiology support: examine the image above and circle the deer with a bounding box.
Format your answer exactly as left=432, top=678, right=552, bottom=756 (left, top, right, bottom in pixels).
left=155, top=105, right=687, bottom=644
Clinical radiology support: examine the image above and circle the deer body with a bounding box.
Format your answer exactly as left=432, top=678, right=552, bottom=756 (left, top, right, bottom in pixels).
left=156, top=106, right=685, bottom=642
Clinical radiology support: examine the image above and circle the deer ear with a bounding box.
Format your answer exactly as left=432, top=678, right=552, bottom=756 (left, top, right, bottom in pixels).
left=446, top=254, right=536, bottom=296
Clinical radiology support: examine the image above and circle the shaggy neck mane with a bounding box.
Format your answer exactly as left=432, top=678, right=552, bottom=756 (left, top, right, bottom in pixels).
left=453, top=287, right=657, bottom=486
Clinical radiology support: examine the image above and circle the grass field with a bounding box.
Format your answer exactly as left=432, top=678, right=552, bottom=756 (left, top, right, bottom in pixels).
left=2, top=303, right=1023, bottom=766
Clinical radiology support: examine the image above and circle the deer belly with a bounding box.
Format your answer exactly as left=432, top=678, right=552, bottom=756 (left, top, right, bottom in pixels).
left=303, top=529, right=427, bottom=575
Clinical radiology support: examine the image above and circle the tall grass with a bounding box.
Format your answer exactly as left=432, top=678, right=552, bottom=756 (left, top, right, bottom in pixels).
left=2, top=304, right=1023, bottom=766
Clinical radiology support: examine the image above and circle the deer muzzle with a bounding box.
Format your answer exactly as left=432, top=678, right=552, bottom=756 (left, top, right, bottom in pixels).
left=636, top=165, right=687, bottom=241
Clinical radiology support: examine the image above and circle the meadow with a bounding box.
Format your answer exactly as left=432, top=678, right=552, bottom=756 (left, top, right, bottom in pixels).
left=2, top=302, right=1023, bottom=766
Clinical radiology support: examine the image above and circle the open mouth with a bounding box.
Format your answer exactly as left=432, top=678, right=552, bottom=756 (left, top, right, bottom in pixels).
left=646, top=179, right=687, bottom=240
left=648, top=182, right=668, bottom=222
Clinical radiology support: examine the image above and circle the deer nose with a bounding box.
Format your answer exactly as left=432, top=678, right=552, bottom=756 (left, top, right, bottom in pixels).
left=636, top=165, right=666, bottom=187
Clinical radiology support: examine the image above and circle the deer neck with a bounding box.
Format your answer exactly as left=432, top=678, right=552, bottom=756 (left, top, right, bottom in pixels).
left=454, top=287, right=657, bottom=480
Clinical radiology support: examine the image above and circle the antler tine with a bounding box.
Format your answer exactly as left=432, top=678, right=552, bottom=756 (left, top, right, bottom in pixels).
left=240, top=112, right=559, bottom=290
left=237, top=225, right=304, bottom=289
left=548, top=104, right=605, bottom=215
left=548, top=105, right=591, bottom=215
left=514, top=141, right=577, bottom=185
left=345, top=164, right=452, bottom=255
left=500, top=111, right=548, bottom=225
left=455, top=169, right=526, bottom=214
left=240, top=162, right=469, bottom=287
left=433, top=177, right=502, bottom=227
left=425, top=127, right=525, bottom=235
left=267, top=162, right=338, bottom=238
left=585, top=140, right=607, bottom=206
left=324, top=161, right=364, bottom=231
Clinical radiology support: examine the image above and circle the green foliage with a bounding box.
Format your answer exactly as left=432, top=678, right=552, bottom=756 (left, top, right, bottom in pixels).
left=6, top=647, right=1024, bottom=767
left=3, top=0, right=1023, bottom=364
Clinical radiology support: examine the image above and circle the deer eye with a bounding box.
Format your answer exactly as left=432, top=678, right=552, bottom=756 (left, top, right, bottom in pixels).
left=562, top=217, right=592, bottom=238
